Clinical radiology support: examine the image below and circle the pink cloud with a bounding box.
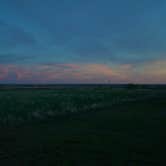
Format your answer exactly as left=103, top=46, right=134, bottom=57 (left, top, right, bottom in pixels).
left=0, top=65, right=8, bottom=80
left=0, top=61, right=166, bottom=83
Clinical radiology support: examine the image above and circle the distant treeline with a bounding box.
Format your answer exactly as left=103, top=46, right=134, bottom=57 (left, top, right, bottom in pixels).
left=0, top=84, right=166, bottom=89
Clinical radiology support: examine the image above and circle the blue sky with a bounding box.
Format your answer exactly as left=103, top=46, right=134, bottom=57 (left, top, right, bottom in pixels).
left=0, top=0, right=166, bottom=83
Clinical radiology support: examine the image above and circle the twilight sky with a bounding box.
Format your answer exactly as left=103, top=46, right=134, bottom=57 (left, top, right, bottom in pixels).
left=0, top=0, right=166, bottom=84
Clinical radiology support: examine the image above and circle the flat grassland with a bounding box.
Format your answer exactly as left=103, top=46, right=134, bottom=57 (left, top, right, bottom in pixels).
left=0, top=86, right=165, bottom=165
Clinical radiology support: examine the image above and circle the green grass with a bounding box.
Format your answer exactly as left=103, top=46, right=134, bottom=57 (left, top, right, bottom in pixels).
left=0, top=87, right=166, bottom=165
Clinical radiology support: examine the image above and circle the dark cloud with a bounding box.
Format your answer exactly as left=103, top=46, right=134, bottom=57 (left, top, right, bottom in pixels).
left=0, top=53, right=35, bottom=63
left=0, top=19, right=36, bottom=49
left=0, top=0, right=166, bottom=66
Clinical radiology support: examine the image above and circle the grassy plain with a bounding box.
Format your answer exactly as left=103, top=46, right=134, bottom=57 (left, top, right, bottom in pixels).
left=0, top=85, right=165, bottom=165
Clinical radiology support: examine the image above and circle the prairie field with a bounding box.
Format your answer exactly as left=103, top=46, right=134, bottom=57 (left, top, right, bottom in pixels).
left=0, top=85, right=165, bottom=166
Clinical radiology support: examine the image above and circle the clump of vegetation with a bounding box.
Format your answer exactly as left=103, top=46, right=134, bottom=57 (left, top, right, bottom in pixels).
left=0, top=87, right=162, bottom=126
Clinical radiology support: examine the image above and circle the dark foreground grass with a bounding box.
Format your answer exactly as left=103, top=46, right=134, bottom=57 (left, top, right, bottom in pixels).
left=0, top=87, right=166, bottom=166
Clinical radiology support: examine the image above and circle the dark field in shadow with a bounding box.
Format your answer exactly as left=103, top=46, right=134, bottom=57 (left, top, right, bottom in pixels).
left=0, top=85, right=166, bottom=165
